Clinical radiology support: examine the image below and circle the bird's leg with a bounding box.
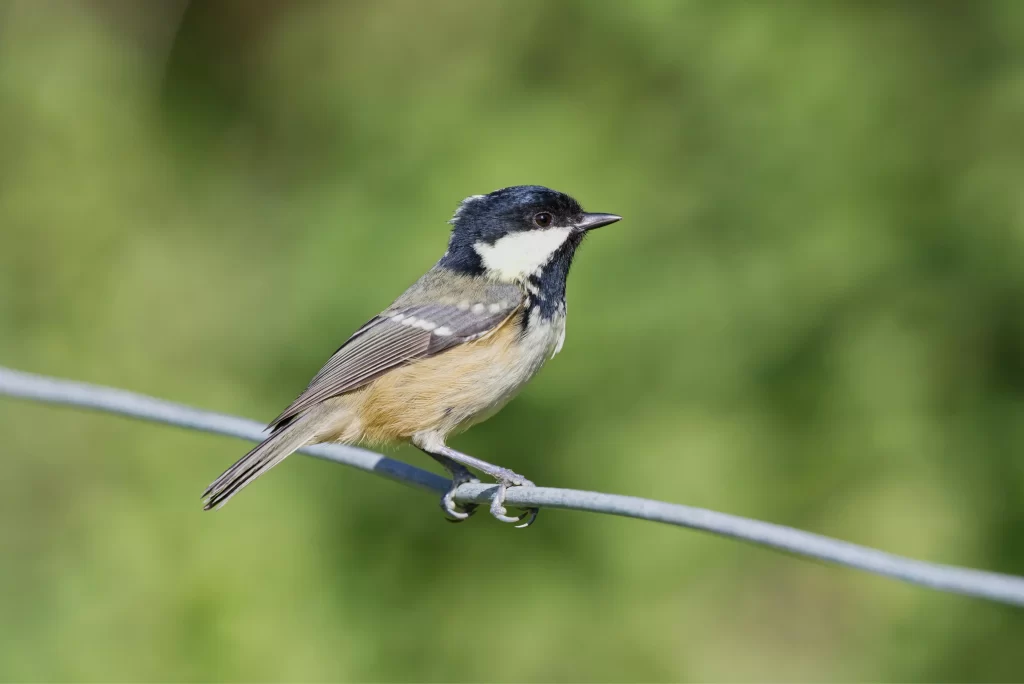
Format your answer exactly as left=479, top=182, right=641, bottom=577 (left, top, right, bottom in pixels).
left=412, top=434, right=538, bottom=528
left=421, top=450, right=479, bottom=522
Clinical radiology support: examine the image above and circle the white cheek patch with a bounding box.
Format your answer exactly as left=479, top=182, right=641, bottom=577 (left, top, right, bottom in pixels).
left=473, top=228, right=573, bottom=282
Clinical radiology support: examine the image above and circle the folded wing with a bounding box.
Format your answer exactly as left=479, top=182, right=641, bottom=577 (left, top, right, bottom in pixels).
left=270, top=290, right=523, bottom=429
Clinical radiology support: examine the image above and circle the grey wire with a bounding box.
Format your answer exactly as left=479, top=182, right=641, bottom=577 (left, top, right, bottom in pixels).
left=2, top=365, right=1023, bottom=608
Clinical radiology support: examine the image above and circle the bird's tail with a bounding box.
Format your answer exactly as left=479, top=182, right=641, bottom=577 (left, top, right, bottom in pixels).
left=202, top=412, right=323, bottom=510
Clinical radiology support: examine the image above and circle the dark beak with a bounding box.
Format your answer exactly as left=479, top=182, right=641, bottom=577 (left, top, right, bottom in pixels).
left=575, top=212, right=622, bottom=232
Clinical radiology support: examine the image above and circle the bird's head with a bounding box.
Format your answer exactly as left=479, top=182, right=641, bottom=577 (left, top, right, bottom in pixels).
left=439, top=185, right=621, bottom=283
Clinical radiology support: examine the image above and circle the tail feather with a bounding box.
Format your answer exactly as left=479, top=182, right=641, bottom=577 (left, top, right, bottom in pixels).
left=202, top=413, right=321, bottom=510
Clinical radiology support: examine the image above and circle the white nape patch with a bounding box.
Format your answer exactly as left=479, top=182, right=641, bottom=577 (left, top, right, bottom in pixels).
left=473, top=227, right=573, bottom=282
left=552, top=321, right=566, bottom=358
left=449, top=194, right=487, bottom=224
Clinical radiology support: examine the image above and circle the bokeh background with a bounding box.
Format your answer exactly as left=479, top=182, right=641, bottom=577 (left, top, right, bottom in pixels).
left=2, top=0, right=1023, bottom=681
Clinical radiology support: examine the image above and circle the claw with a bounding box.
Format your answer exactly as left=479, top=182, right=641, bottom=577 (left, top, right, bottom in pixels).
left=440, top=473, right=479, bottom=522
left=440, top=494, right=472, bottom=522
left=514, top=507, right=539, bottom=528
left=488, top=474, right=539, bottom=527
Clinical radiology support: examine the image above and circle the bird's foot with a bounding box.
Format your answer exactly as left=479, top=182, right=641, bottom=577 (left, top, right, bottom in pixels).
left=441, top=470, right=480, bottom=523
left=489, top=469, right=539, bottom=528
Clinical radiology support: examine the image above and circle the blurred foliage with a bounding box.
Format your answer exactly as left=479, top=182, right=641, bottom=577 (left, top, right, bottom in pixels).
left=1, top=0, right=1024, bottom=680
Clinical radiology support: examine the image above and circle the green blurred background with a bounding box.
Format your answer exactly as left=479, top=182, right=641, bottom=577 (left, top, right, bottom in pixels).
left=2, top=0, right=1023, bottom=681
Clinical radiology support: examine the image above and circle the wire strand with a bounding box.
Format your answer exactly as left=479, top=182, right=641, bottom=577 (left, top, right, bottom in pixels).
left=2, top=365, right=1023, bottom=608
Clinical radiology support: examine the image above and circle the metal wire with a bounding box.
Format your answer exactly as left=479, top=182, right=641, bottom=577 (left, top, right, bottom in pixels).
left=2, top=365, right=1023, bottom=608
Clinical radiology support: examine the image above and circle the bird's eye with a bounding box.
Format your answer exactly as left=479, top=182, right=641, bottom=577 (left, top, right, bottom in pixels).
left=533, top=212, right=553, bottom=228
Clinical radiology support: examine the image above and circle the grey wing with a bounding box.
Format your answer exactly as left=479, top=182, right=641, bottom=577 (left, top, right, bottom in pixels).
left=268, top=295, right=522, bottom=429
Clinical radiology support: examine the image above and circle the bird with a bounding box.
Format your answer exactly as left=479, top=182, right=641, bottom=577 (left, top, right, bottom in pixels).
left=202, top=185, right=621, bottom=527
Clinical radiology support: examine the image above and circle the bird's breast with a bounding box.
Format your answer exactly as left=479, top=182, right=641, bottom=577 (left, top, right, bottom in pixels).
left=338, top=306, right=565, bottom=442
